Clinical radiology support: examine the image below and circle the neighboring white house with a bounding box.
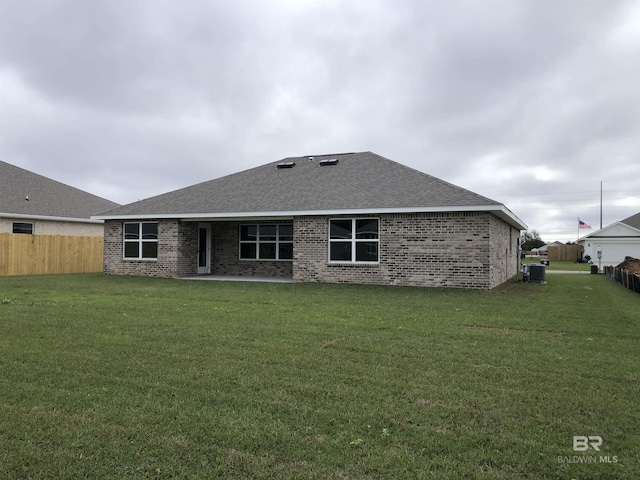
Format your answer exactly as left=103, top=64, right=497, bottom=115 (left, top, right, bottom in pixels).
left=532, top=241, right=564, bottom=255
left=579, top=212, right=640, bottom=266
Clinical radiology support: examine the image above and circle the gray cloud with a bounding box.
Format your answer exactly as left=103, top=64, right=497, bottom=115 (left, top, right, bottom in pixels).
left=1, top=0, right=639, bottom=242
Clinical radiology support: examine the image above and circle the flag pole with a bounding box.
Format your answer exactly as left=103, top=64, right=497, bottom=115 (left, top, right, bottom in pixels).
left=577, top=218, right=584, bottom=267
left=600, top=181, right=603, bottom=230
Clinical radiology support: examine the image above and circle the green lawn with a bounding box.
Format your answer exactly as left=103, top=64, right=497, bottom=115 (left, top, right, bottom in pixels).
left=0, top=274, right=638, bottom=479
left=522, top=259, right=596, bottom=272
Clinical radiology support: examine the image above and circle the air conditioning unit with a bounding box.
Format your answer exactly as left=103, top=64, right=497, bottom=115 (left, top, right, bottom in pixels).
left=523, top=264, right=546, bottom=284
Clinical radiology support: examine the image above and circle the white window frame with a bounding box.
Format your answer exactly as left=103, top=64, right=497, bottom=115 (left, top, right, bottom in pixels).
left=328, top=218, right=380, bottom=264
left=239, top=223, right=293, bottom=261
left=123, top=222, right=158, bottom=260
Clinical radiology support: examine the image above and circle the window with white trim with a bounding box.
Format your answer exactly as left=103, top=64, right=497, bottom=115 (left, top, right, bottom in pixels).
left=123, top=222, right=158, bottom=259
left=240, top=224, right=293, bottom=260
left=329, top=218, right=379, bottom=263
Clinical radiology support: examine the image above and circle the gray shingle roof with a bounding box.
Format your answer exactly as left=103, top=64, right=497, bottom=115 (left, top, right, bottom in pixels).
left=621, top=212, right=640, bottom=230
left=0, top=161, right=120, bottom=220
left=96, top=152, right=525, bottom=228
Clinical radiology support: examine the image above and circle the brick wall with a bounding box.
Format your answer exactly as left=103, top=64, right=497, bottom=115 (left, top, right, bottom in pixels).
left=104, top=220, right=198, bottom=277
left=176, top=222, right=199, bottom=277
left=103, top=214, right=520, bottom=288
left=293, top=212, right=518, bottom=289
left=488, top=216, right=521, bottom=287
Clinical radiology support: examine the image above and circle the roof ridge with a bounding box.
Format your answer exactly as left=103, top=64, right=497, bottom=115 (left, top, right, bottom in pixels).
left=297, top=152, right=359, bottom=159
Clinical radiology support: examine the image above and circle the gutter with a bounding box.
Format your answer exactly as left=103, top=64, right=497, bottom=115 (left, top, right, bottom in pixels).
left=1, top=212, right=105, bottom=224
left=92, top=204, right=528, bottom=230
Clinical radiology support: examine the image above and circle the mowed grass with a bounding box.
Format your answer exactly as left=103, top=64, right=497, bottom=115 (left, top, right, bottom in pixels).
left=544, top=261, right=589, bottom=272
left=523, top=259, right=592, bottom=272
left=0, top=274, right=638, bottom=479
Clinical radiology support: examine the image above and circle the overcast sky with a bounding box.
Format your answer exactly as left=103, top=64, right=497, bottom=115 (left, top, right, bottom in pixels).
left=1, top=0, right=639, bottom=242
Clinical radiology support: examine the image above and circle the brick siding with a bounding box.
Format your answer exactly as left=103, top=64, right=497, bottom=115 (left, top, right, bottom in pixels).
left=104, top=220, right=198, bottom=277
left=293, top=212, right=520, bottom=289
left=103, top=214, right=520, bottom=289
left=488, top=215, right=521, bottom=288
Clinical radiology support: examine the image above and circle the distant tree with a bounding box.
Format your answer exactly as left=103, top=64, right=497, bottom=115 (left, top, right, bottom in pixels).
left=521, top=230, right=545, bottom=251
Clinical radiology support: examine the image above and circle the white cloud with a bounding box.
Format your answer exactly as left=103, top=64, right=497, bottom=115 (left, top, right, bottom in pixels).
left=614, top=197, right=640, bottom=208
left=534, top=166, right=562, bottom=183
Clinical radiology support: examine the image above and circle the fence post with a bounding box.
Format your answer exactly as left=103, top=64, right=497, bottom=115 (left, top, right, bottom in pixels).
left=604, top=266, right=613, bottom=279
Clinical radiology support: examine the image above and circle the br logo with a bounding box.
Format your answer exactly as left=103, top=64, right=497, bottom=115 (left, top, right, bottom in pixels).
left=573, top=436, right=602, bottom=452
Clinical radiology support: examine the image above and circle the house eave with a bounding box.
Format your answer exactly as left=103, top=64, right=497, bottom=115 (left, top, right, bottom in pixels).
left=1, top=212, right=104, bottom=224
left=579, top=236, right=640, bottom=242
left=93, top=205, right=527, bottom=230
left=578, top=221, right=640, bottom=240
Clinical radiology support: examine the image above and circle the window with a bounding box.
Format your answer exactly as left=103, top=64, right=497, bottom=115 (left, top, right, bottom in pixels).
left=123, top=222, right=158, bottom=259
left=12, top=222, right=33, bottom=234
left=329, top=218, right=379, bottom=263
left=240, top=224, right=293, bottom=260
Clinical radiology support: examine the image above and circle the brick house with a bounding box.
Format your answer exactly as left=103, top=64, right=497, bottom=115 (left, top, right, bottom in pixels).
left=0, top=161, right=119, bottom=236
left=94, top=152, right=527, bottom=289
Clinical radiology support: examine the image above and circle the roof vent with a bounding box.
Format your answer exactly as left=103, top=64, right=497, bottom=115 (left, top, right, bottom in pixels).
left=319, top=158, right=339, bottom=166
left=277, top=162, right=296, bottom=169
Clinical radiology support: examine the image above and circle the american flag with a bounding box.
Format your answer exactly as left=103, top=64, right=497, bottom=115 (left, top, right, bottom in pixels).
left=578, top=219, right=592, bottom=229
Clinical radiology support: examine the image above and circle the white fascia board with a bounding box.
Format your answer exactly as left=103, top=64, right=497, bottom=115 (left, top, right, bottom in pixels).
left=93, top=204, right=528, bottom=229
left=1, top=212, right=104, bottom=224
left=492, top=205, right=528, bottom=230
left=582, top=237, right=640, bottom=244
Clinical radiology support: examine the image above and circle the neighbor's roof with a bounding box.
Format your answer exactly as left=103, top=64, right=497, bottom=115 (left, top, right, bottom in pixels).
left=621, top=212, right=640, bottom=230
left=579, top=210, right=640, bottom=240
left=538, top=241, right=564, bottom=249
left=0, top=161, right=120, bottom=222
left=95, top=152, right=526, bottom=229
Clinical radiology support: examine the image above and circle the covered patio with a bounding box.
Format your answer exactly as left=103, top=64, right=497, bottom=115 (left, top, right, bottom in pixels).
left=182, top=274, right=293, bottom=283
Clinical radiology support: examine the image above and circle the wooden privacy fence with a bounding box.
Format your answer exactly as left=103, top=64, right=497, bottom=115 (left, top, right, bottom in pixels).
left=0, top=234, right=104, bottom=276
left=548, top=244, right=584, bottom=262
left=604, top=266, right=640, bottom=295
